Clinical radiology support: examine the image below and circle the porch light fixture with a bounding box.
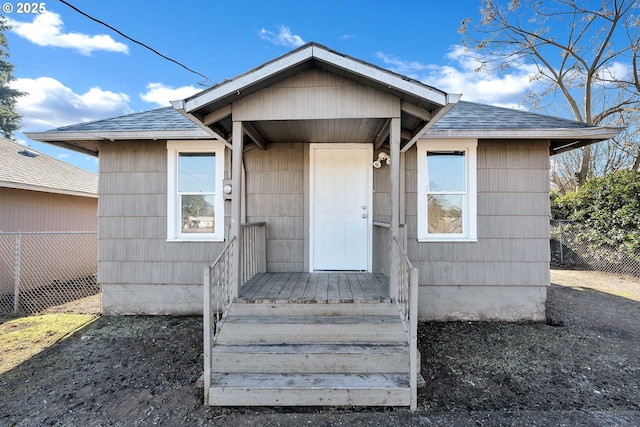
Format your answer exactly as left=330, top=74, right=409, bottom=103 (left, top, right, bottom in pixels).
left=372, top=152, right=390, bottom=168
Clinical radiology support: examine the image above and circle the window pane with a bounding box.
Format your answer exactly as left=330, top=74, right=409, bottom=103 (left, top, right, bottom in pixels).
left=427, top=151, right=465, bottom=192
left=428, top=195, right=463, bottom=234
left=179, top=153, right=215, bottom=192
left=181, top=195, right=215, bottom=233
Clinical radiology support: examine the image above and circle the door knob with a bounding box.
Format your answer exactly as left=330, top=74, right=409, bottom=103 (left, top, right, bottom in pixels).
left=362, top=214, right=368, bottom=218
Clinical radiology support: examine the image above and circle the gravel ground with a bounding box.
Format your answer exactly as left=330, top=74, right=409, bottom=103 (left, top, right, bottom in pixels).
left=1, top=268, right=639, bottom=426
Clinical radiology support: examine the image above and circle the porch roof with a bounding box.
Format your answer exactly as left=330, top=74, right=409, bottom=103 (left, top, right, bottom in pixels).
left=171, top=43, right=460, bottom=151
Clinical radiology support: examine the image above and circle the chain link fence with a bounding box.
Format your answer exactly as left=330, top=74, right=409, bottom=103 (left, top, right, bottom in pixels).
left=551, top=220, right=640, bottom=278
left=0, top=232, right=98, bottom=315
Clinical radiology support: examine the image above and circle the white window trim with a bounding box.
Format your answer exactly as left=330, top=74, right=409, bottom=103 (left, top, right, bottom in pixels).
left=417, top=138, right=477, bottom=242
left=167, top=140, right=225, bottom=242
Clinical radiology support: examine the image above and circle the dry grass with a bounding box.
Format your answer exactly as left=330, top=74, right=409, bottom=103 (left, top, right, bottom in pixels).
left=0, top=313, right=98, bottom=374
left=550, top=268, right=640, bottom=301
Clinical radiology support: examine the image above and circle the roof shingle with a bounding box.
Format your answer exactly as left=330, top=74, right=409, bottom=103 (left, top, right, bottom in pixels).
left=54, top=106, right=202, bottom=132
left=0, top=137, right=97, bottom=197
left=429, top=101, right=595, bottom=131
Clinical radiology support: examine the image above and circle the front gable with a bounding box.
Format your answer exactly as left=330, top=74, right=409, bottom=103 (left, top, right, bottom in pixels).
left=173, top=43, right=459, bottom=151
left=234, top=68, right=400, bottom=121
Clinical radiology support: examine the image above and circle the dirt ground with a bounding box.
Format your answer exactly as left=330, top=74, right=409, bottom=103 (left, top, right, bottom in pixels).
left=1, top=267, right=639, bottom=426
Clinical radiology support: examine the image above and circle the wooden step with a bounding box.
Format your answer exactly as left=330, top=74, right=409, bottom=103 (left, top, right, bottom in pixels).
left=208, top=373, right=410, bottom=406
left=216, top=315, right=406, bottom=344
left=230, top=302, right=400, bottom=317
left=211, top=342, right=409, bottom=374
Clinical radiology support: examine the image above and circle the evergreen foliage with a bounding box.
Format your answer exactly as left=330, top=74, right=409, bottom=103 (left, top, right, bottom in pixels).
left=0, top=18, right=25, bottom=138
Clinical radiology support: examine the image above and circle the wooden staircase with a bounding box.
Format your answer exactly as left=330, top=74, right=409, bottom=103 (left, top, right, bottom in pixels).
left=206, top=302, right=412, bottom=406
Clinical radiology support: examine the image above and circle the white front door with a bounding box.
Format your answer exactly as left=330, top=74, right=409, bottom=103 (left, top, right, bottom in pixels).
left=311, top=144, right=371, bottom=271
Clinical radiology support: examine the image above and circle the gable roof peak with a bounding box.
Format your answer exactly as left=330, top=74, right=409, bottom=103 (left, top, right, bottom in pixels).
left=174, top=42, right=456, bottom=116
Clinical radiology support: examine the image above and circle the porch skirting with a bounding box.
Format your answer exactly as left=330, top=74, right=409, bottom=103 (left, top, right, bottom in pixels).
left=101, top=283, right=203, bottom=315
left=418, top=284, right=547, bottom=322
left=101, top=280, right=546, bottom=321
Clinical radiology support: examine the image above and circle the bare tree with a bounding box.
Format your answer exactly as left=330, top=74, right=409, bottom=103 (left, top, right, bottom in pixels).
left=460, top=0, right=640, bottom=192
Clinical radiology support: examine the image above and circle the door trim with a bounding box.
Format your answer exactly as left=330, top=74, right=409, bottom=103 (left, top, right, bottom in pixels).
left=309, top=143, right=373, bottom=272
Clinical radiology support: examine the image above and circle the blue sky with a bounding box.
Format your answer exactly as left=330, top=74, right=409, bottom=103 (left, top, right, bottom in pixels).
left=3, top=0, right=608, bottom=173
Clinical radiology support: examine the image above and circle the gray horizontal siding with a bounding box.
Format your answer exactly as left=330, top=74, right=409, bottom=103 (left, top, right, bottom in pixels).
left=406, top=139, right=551, bottom=288
left=99, top=171, right=166, bottom=195
left=98, top=140, right=226, bottom=286
left=99, top=239, right=220, bottom=262
left=99, top=194, right=166, bottom=217
left=99, top=261, right=209, bottom=284
left=478, top=169, right=548, bottom=193
left=98, top=217, right=165, bottom=239
left=245, top=143, right=305, bottom=272
left=478, top=193, right=550, bottom=216
left=99, top=140, right=166, bottom=173
left=416, top=261, right=549, bottom=287
left=406, top=238, right=549, bottom=262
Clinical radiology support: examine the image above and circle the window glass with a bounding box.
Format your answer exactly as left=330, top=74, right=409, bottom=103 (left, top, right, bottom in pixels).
left=426, top=151, right=466, bottom=234
left=428, top=195, right=463, bottom=234
left=417, top=139, right=477, bottom=242
left=178, top=153, right=216, bottom=193
left=427, top=151, right=465, bottom=192
left=168, top=141, right=224, bottom=242
left=181, top=195, right=215, bottom=234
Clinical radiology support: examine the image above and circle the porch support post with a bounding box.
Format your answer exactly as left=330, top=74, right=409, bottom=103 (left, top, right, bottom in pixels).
left=231, top=120, right=244, bottom=298
left=389, top=117, right=401, bottom=301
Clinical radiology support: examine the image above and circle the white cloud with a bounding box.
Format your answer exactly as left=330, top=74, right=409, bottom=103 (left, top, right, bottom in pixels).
left=375, top=52, right=433, bottom=79
left=12, top=77, right=132, bottom=130
left=259, top=25, right=305, bottom=48
left=377, top=45, right=539, bottom=107
left=140, top=83, right=201, bottom=107
left=8, top=11, right=128, bottom=55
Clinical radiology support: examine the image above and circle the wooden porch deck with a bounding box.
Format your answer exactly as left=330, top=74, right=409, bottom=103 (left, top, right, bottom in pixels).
left=238, top=272, right=391, bottom=303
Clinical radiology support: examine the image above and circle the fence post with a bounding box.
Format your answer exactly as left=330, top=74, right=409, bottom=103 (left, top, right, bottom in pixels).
left=558, top=221, right=564, bottom=264
left=13, top=233, right=20, bottom=314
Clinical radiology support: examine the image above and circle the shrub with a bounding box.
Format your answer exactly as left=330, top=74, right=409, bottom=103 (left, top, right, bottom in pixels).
left=551, top=170, right=640, bottom=262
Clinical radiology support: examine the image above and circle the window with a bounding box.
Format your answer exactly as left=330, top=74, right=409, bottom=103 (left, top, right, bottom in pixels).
left=417, top=139, right=477, bottom=241
left=167, top=141, right=225, bottom=241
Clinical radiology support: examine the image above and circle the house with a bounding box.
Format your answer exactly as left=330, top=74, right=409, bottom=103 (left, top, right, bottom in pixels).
left=0, top=137, right=98, bottom=313
left=0, top=137, right=98, bottom=232
left=26, top=43, right=621, bottom=408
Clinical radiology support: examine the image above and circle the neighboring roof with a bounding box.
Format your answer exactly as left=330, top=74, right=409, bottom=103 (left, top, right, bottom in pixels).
left=425, top=101, right=623, bottom=154
left=24, top=107, right=210, bottom=156
left=0, top=137, right=98, bottom=198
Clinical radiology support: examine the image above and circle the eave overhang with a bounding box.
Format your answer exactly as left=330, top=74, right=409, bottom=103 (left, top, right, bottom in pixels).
left=422, top=127, right=624, bottom=154
left=24, top=129, right=211, bottom=157
left=0, top=180, right=98, bottom=198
